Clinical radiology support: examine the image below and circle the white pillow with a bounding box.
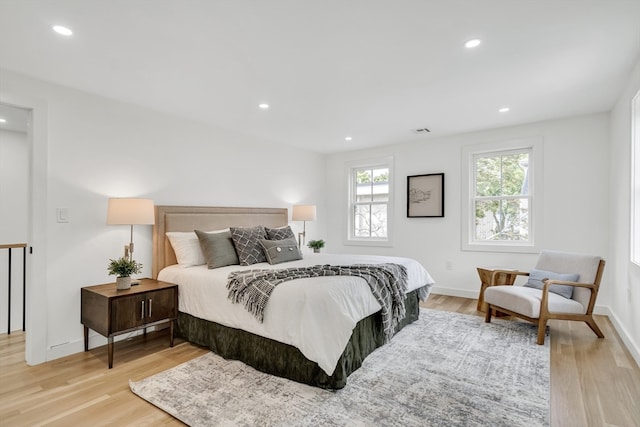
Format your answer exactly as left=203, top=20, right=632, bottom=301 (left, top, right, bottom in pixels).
left=166, top=230, right=230, bottom=268
left=166, top=232, right=205, bottom=267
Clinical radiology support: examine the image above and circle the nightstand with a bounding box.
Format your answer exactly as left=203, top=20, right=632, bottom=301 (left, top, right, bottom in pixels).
left=81, top=278, right=178, bottom=368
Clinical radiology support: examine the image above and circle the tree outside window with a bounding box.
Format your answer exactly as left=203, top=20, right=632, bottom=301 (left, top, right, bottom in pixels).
left=347, top=157, right=393, bottom=246
left=354, top=167, right=389, bottom=238
left=473, top=149, right=531, bottom=242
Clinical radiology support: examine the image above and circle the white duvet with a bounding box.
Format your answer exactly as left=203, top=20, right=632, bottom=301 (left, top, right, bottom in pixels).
left=158, top=253, right=434, bottom=375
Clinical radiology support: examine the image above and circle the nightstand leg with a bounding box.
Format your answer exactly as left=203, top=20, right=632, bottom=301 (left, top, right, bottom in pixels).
left=84, top=326, right=89, bottom=351
left=169, top=320, right=174, bottom=347
left=108, top=336, right=114, bottom=369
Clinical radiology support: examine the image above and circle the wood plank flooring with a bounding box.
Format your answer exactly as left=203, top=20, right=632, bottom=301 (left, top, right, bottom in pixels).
left=1, top=295, right=639, bottom=426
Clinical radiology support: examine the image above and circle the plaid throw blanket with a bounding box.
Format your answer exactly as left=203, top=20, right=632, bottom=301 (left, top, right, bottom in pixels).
left=227, top=264, right=408, bottom=342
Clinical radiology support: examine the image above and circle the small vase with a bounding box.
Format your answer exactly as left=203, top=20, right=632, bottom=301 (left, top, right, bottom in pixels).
left=116, top=276, right=132, bottom=290
left=313, top=248, right=320, bottom=253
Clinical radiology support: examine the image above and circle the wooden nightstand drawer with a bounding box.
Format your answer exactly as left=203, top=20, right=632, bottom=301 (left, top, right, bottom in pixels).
left=145, top=288, right=177, bottom=323
left=81, top=278, right=178, bottom=368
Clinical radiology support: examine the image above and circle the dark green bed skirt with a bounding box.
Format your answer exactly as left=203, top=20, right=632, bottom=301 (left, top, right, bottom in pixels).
left=175, top=288, right=422, bottom=389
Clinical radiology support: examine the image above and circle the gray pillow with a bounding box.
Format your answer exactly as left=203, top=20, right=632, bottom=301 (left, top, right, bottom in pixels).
left=230, top=226, right=267, bottom=266
left=523, top=268, right=579, bottom=299
left=194, top=229, right=239, bottom=269
left=259, top=238, right=302, bottom=265
left=264, top=225, right=296, bottom=241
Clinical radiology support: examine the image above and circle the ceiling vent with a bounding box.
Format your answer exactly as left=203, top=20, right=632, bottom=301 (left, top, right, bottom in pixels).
left=413, top=127, right=431, bottom=134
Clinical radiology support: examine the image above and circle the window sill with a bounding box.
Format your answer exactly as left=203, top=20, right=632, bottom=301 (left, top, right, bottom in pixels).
left=462, top=241, right=540, bottom=254
left=344, top=238, right=393, bottom=248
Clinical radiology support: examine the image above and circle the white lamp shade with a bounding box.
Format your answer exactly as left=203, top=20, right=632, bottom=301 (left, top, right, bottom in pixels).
left=107, top=198, right=155, bottom=225
left=292, top=205, right=317, bottom=221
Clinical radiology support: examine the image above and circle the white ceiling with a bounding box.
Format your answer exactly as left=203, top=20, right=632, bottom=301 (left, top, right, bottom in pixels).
left=1, top=1, right=639, bottom=153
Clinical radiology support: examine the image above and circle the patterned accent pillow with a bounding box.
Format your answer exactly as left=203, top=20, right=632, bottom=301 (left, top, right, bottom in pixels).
left=230, top=226, right=268, bottom=266
left=259, top=238, right=302, bottom=264
left=194, top=229, right=239, bottom=269
left=264, top=225, right=296, bottom=241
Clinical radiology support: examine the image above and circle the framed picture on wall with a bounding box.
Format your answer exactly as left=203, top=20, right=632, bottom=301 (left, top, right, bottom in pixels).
left=407, top=173, right=444, bottom=217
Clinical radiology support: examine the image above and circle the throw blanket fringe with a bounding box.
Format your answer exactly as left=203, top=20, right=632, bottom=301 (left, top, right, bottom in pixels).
left=227, top=264, right=408, bottom=342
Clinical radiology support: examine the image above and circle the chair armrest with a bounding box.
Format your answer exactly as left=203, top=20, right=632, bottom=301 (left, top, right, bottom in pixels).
left=542, top=279, right=597, bottom=290
left=539, top=280, right=598, bottom=314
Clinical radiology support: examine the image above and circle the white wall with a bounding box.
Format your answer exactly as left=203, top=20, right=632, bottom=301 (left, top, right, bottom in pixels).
left=0, top=68, right=326, bottom=362
left=0, top=128, right=28, bottom=333
left=326, top=114, right=611, bottom=301
left=609, top=57, right=640, bottom=365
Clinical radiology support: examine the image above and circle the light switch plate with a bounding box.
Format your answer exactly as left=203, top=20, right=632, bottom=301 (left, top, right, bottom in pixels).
left=56, top=208, right=69, bottom=223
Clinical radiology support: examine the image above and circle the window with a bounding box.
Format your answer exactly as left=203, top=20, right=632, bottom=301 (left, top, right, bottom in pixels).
left=347, top=157, right=393, bottom=245
left=474, top=149, right=530, bottom=241
left=462, top=137, right=542, bottom=253
left=632, top=90, right=640, bottom=266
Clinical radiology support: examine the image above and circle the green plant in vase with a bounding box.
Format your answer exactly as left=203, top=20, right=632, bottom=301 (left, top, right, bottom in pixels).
left=108, top=256, right=142, bottom=290
left=307, top=239, right=325, bottom=253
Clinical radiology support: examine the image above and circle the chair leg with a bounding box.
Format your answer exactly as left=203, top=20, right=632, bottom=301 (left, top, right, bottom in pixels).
left=536, top=317, right=547, bottom=345
left=485, top=305, right=492, bottom=323
left=585, top=317, right=605, bottom=338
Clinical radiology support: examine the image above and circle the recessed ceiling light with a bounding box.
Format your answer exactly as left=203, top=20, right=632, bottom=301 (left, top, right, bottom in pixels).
left=465, top=39, right=481, bottom=48
left=499, top=107, right=510, bottom=113
left=52, top=25, right=73, bottom=36
left=0, top=118, right=6, bottom=123
left=258, top=103, right=269, bottom=109
left=345, top=136, right=353, bottom=141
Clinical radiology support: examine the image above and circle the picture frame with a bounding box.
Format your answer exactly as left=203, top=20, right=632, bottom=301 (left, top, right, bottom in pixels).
left=407, top=173, right=444, bottom=217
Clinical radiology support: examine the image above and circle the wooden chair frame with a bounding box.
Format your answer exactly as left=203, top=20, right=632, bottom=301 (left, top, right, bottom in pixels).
left=485, top=260, right=606, bottom=345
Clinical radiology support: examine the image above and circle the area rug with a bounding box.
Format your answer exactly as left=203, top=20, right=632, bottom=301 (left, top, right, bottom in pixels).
left=130, top=309, right=549, bottom=427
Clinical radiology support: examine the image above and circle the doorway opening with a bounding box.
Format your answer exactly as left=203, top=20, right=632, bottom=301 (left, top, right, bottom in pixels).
left=0, top=95, right=47, bottom=365
left=0, top=103, right=29, bottom=337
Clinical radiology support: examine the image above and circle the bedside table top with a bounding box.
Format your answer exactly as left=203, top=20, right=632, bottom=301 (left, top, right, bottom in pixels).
left=82, top=278, right=177, bottom=298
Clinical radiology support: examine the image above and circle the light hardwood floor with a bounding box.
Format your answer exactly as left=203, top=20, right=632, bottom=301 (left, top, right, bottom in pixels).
left=1, top=295, right=639, bottom=426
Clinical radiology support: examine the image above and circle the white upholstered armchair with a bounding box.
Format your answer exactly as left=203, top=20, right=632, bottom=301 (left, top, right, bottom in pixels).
left=484, top=250, right=606, bottom=345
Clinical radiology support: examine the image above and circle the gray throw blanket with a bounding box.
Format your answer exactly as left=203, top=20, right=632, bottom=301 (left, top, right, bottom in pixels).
left=227, top=264, right=408, bottom=342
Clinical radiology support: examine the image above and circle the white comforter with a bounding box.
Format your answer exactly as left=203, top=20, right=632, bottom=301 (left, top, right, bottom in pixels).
left=158, top=253, right=434, bottom=375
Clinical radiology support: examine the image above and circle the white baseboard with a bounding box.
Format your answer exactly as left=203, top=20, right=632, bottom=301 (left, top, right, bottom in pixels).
left=46, top=338, right=85, bottom=361
left=430, top=287, right=640, bottom=369
left=596, top=306, right=640, bottom=369
left=430, top=286, right=478, bottom=299
left=46, top=326, right=166, bottom=362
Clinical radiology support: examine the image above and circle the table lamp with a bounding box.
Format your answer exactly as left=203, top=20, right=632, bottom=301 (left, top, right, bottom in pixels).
left=107, top=198, right=155, bottom=261
left=292, top=204, right=316, bottom=247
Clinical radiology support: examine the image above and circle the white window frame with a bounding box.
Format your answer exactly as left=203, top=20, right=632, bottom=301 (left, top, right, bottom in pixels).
left=461, top=137, right=543, bottom=253
left=631, top=89, right=640, bottom=266
left=345, top=156, right=394, bottom=247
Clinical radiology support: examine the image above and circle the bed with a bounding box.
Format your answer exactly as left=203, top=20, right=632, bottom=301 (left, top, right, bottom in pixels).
left=153, top=205, right=434, bottom=389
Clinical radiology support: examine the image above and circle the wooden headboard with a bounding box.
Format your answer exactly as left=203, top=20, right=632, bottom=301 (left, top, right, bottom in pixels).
left=153, top=205, right=289, bottom=278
